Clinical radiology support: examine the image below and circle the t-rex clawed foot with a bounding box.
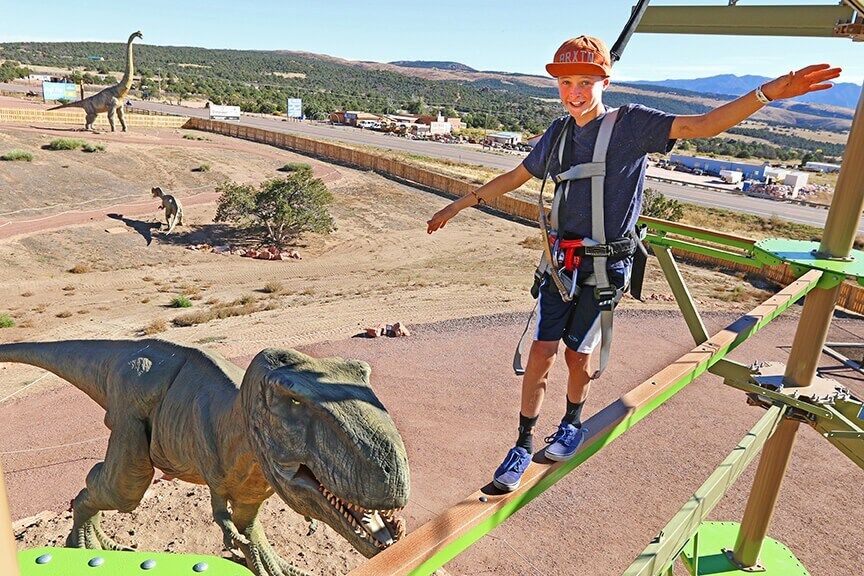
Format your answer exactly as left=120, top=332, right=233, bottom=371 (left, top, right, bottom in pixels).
left=239, top=521, right=311, bottom=576
left=66, top=511, right=134, bottom=551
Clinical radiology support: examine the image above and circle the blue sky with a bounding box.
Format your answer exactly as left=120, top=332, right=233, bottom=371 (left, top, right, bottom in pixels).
left=2, top=0, right=863, bottom=85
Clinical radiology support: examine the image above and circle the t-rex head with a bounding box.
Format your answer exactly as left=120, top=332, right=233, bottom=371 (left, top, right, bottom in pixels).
left=240, top=349, right=410, bottom=558
left=129, top=31, right=143, bottom=43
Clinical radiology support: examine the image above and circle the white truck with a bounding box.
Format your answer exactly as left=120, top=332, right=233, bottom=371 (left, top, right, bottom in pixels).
left=208, top=104, right=241, bottom=121
left=719, top=169, right=743, bottom=184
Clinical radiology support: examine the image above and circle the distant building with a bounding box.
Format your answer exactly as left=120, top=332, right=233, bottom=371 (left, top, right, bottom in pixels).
left=447, top=117, right=463, bottom=131
left=803, top=161, right=841, bottom=173
left=329, top=111, right=346, bottom=124
left=486, top=131, right=522, bottom=146
left=783, top=172, right=809, bottom=196
left=670, top=154, right=766, bottom=180
left=344, top=111, right=384, bottom=127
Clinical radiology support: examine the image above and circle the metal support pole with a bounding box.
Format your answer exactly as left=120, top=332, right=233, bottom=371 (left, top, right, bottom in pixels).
left=733, top=82, right=864, bottom=568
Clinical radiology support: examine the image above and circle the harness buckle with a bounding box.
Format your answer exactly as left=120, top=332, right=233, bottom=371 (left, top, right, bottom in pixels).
left=582, top=244, right=613, bottom=257
left=594, top=286, right=619, bottom=311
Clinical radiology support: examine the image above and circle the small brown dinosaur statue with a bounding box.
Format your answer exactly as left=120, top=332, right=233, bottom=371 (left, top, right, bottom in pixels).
left=151, top=186, right=183, bottom=233
left=49, top=31, right=142, bottom=132
left=0, top=339, right=410, bottom=576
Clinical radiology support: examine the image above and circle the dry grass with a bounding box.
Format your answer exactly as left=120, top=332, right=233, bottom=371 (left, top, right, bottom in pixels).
left=62, top=285, right=75, bottom=292
left=261, top=281, right=285, bottom=294
left=142, top=318, right=169, bottom=335
left=68, top=263, right=93, bottom=274
left=172, top=295, right=278, bottom=327
left=20, top=291, right=33, bottom=297
left=55, top=311, right=73, bottom=318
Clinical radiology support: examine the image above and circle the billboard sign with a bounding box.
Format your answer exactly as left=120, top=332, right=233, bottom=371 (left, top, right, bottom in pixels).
left=209, top=104, right=241, bottom=120
left=286, top=98, right=303, bottom=119
left=42, top=81, right=79, bottom=102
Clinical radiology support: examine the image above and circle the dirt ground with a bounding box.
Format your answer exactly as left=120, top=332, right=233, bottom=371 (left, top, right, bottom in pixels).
left=1, top=121, right=862, bottom=575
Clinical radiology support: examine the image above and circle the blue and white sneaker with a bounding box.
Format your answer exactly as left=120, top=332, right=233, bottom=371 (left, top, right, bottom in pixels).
left=492, top=446, right=531, bottom=492
left=544, top=423, right=587, bottom=462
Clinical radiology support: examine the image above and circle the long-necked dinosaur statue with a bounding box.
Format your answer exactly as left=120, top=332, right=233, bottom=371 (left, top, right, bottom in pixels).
left=0, top=339, right=410, bottom=576
left=49, top=31, right=143, bottom=132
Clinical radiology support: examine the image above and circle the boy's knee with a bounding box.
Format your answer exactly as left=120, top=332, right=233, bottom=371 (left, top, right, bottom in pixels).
left=564, top=348, right=590, bottom=368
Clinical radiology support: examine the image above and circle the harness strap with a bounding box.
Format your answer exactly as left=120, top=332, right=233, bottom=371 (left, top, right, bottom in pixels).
left=590, top=109, right=620, bottom=379
left=553, top=162, right=605, bottom=183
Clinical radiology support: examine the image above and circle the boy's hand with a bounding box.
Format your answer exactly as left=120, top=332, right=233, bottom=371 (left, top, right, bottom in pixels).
left=762, top=64, right=842, bottom=101
left=426, top=202, right=461, bottom=234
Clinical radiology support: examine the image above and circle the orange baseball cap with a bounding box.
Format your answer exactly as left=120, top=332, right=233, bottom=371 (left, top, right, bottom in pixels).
left=545, top=36, right=612, bottom=78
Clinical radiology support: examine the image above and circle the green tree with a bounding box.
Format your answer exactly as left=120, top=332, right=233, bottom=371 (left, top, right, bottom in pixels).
left=214, top=168, right=335, bottom=247
left=642, top=188, right=684, bottom=222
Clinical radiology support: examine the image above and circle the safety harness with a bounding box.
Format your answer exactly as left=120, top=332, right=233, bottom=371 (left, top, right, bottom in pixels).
left=513, top=108, right=647, bottom=378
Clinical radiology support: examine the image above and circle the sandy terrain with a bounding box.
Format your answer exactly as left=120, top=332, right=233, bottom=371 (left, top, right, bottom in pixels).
left=1, top=122, right=861, bottom=575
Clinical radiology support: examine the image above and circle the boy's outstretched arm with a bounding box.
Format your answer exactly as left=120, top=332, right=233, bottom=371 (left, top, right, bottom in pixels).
left=670, top=64, right=841, bottom=140
left=426, top=163, right=533, bottom=234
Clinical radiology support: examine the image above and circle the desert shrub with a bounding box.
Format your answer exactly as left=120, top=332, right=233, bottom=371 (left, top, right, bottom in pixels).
left=82, top=142, right=106, bottom=153
left=642, top=188, right=684, bottom=222
left=0, top=314, right=14, bottom=328
left=55, top=311, right=73, bottom=318
left=193, top=163, right=211, bottom=172
left=170, top=295, right=193, bottom=308
left=142, top=318, right=169, bottom=335
left=172, top=296, right=278, bottom=327
left=215, top=171, right=334, bottom=247
left=277, top=162, right=312, bottom=173
left=46, top=138, right=85, bottom=150
left=1, top=150, right=33, bottom=161
left=68, top=263, right=93, bottom=274
left=261, top=281, right=284, bottom=294
left=183, top=133, right=208, bottom=140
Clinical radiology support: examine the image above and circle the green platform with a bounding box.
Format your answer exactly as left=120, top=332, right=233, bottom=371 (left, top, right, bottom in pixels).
left=753, top=239, right=864, bottom=288
left=681, top=522, right=809, bottom=575
left=18, top=547, right=253, bottom=576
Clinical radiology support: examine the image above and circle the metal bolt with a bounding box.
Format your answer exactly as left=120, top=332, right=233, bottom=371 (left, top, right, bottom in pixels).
left=479, top=496, right=488, bottom=503
left=88, top=557, right=105, bottom=567
left=192, top=562, right=209, bottom=572
left=35, top=554, right=52, bottom=564
left=141, top=559, right=157, bottom=570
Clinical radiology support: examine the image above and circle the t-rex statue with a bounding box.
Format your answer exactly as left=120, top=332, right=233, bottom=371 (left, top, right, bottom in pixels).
left=151, top=186, right=183, bottom=233
left=0, top=339, right=410, bottom=576
left=48, top=31, right=143, bottom=132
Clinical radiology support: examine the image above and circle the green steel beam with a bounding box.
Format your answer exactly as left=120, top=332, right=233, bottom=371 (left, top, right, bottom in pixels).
left=654, top=246, right=709, bottom=345
left=813, top=404, right=864, bottom=470
left=646, top=234, right=760, bottom=268
left=639, top=217, right=755, bottom=252
left=348, top=270, right=822, bottom=576
left=624, top=406, right=786, bottom=576
left=18, top=547, right=253, bottom=576
left=636, top=5, right=856, bottom=37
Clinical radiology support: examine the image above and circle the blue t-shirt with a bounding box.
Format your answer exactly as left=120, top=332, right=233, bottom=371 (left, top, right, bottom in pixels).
left=523, top=104, right=676, bottom=272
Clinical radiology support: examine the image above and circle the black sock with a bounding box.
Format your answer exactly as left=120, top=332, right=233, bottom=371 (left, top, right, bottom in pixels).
left=562, top=398, right=585, bottom=427
left=515, top=414, right=538, bottom=453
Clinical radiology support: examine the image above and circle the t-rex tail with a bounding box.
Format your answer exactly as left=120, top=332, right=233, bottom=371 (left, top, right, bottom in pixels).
left=48, top=100, right=85, bottom=111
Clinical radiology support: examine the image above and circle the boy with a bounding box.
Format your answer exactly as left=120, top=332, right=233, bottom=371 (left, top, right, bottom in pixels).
left=426, top=35, right=839, bottom=492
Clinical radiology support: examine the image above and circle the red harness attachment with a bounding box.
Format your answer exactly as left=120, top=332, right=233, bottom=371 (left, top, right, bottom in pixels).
left=551, top=236, right=584, bottom=273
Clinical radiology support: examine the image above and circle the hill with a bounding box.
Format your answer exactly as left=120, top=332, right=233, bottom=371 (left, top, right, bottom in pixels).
left=0, top=42, right=853, bottom=133
left=389, top=60, right=477, bottom=72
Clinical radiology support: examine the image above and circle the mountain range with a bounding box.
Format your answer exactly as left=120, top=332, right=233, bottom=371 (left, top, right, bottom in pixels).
left=631, top=74, right=861, bottom=110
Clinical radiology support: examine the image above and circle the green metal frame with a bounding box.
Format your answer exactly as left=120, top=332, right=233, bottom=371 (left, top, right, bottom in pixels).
left=752, top=239, right=864, bottom=289
left=636, top=4, right=856, bottom=37
left=623, top=406, right=786, bottom=576
left=18, top=547, right=253, bottom=575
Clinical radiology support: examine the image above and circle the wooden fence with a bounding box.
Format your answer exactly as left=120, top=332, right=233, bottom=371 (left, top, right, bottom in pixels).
left=0, top=107, right=190, bottom=129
